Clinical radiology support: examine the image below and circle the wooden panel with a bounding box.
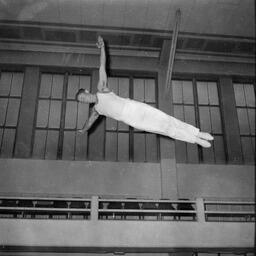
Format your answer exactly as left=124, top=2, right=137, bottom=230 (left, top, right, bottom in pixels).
left=118, top=133, right=129, bottom=162
left=39, top=74, right=52, bottom=98
left=0, top=72, right=12, bottom=96
left=145, top=133, right=158, bottom=162
left=182, top=80, right=194, bottom=104
left=237, top=108, right=250, bottom=135
left=244, top=84, right=255, bottom=107
left=175, top=141, right=187, bottom=163
left=45, top=130, right=59, bottom=160
left=133, top=133, right=146, bottom=162
left=10, top=72, right=24, bottom=96
left=48, top=100, right=62, bottom=128
left=241, top=137, right=254, bottom=163
left=65, top=101, right=77, bottom=129
left=172, top=80, right=183, bottom=104
left=5, top=99, right=20, bottom=126
left=62, top=131, right=75, bottom=160
left=133, top=79, right=144, bottom=102
left=233, top=83, right=246, bottom=106
left=32, top=130, right=47, bottom=158
left=197, top=81, right=208, bottom=104
left=36, top=100, right=50, bottom=128
left=1, top=128, right=15, bottom=157
left=144, top=79, right=155, bottom=103
left=208, top=82, right=219, bottom=105
left=105, top=132, right=117, bottom=161
left=0, top=98, right=8, bottom=126
left=51, top=74, right=64, bottom=99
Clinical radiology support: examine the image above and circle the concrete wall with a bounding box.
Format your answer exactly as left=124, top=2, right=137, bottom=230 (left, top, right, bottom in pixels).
left=177, top=164, right=255, bottom=199
left=0, top=159, right=254, bottom=200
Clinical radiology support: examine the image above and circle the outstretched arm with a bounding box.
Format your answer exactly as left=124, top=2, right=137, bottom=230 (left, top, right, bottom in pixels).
left=96, top=36, right=109, bottom=92
left=78, top=107, right=99, bottom=134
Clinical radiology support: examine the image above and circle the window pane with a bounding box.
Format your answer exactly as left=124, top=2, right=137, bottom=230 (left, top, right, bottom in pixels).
left=133, top=133, right=145, bottom=162
left=241, top=137, right=254, bottom=163
left=10, top=72, right=23, bottom=96
left=175, top=141, right=187, bottom=163
left=79, top=75, right=91, bottom=91
left=77, top=103, right=89, bottom=129
left=0, top=128, right=3, bottom=150
left=202, top=145, right=215, bottom=163
left=118, top=133, right=129, bottom=162
left=233, top=83, right=246, bottom=106
left=199, top=106, right=211, bottom=131
left=214, top=135, right=226, bottom=163
left=145, top=133, right=158, bottom=162
left=145, top=79, right=155, bottom=103
left=118, top=78, right=129, bottom=98
left=106, top=117, right=117, bottom=131
left=36, top=100, right=50, bottom=128
left=39, top=74, right=52, bottom=98
left=32, top=130, right=47, bottom=158
left=51, top=75, right=64, bottom=99
left=62, top=131, right=75, bottom=160
left=48, top=100, right=62, bottom=128
left=237, top=108, right=250, bottom=135
left=75, top=131, right=87, bottom=160
left=208, top=82, right=219, bottom=105
left=197, top=81, right=208, bottom=104
left=187, top=144, right=199, bottom=163
left=108, top=77, right=118, bottom=93
left=172, top=80, right=183, bottom=104
left=173, top=105, right=184, bottom=121
left=45, top=130, right=59, bottom=160
left=134, top=79, right=144, bottom=102
left=0, top=72, right=12, bottom=96
left=118, top=121, right=129, bottom=131
left=244, top=84, right=255, bottom=107
left=65, top=101, right=77, bottom=129
left=5, top=99, right=20, bottom=126
left=210, top=107, right=222, bottom=133
left=0, top=98, right=8, bottom=126
left=184, top=105, right=196, bottom=126
left=105, top=132, right=117, bottom=161
left=248, top=108, right=255, bottom=135
left=183, top=80, right=194, bottom=104
left=67, top=75, right=79, bottom=99
left=1, top=128, right=15, bottom=157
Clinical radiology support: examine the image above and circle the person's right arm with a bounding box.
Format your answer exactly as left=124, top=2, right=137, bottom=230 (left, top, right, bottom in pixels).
left=78, top=107, right=99, bottom=134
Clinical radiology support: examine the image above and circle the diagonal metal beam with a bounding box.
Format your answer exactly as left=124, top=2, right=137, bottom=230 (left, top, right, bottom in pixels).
left=165, top=9, right=181, bottom=90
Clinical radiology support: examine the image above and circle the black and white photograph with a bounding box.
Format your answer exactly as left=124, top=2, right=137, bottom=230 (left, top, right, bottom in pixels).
left=0, top=0, right=255, bottom=255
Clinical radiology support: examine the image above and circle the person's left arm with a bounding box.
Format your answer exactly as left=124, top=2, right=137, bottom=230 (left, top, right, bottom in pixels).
left=78, top=107, right=99, bottom=134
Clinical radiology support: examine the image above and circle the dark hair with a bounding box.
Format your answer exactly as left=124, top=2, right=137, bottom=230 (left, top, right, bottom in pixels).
left=75, top=88, right=85, bottom=101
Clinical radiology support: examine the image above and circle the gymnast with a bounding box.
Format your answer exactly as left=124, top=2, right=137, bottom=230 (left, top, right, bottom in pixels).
left=76, top=36, right=213, bottom=148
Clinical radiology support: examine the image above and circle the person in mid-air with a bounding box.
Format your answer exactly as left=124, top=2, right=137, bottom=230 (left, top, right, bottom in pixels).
left=76, top=36, right=213, bottom=148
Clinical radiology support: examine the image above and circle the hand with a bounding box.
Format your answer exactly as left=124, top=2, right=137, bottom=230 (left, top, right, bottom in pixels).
left=96, top=36, right=104, bottom=48
left=78, top=128, right=86, bottom=134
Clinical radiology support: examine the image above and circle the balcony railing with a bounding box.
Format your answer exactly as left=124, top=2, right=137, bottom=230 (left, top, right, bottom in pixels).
left=0, top=196, right=254, bottom=222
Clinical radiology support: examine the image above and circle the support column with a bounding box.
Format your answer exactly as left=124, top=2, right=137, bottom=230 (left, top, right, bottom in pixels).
left=14, top=67, right=40, bottom=158
left=196, top=197, right=205, bottom=223
left=219, top=77, right=243, bottom=164
left=158, top=68, right=177, bottom=199
left=91, top=195, right=99, bottom=221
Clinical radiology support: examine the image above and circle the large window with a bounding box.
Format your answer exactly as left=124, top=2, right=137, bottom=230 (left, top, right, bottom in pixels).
left=172, top=79, right=226, bottom=164
left=233, top=82, right=255, bottom=164
left=0, top=71, right=24, bottom=158
left=105, top=76, right=159, bottom=162
left=32, top=73, right=91, bottom=160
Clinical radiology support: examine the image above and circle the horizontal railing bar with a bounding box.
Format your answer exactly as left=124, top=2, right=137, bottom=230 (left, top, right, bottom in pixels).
left=205, top=211, right=255, bottom=215
left=204, top=201, right=255, bottom=205
left=0, top=197, right=91, bottom=202
left=99, top=199, right=196, bottom=203
left=0, top=207, right=90, bottom=212
left=98, top=209, right=196, bottom=213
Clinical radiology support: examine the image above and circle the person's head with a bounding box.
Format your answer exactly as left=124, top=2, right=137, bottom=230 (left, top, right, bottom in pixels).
left=76, top=88, right=97, bottom=103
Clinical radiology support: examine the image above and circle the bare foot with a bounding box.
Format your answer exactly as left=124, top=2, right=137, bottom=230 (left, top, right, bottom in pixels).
left=195, top=137, right=211, bottom=148
left=198, top=132, right=214, bottom=141
left=96, top=35, right=104, bottom=48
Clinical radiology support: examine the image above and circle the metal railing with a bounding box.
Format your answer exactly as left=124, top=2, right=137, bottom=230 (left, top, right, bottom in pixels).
left=0, top=196, right=254, bottom=222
